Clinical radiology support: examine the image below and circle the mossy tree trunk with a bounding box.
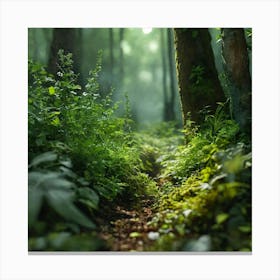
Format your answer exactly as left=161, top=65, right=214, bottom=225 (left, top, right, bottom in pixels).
left=174, top=28, right=225, bottom=125
left=222, top=28, right=251, bottom=134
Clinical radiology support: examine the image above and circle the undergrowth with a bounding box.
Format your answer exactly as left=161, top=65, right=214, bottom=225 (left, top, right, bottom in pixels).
left=28, top=51, right=154, bottom=251
left=143, top=106, right=251, bottom=251
left=28, top=51, right=251, bottom=252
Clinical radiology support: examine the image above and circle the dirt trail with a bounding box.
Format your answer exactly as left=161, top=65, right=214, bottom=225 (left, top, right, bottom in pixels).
left=99, top=198, right=158, bottom=251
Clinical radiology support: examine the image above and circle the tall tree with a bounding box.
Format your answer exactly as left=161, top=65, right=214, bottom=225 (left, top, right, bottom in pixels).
left=161, top=29, right=176, bottom=121
left=119, top=29, right=125, bottom=90
left=174, top=28, right=225, bottom=125
left=167, top=28, right=176, bottom=121
left=109, top=28, right=115, bottom=86
left=48, top=28, right=82, bottom=85
left=75, top=29, right=84, bottom=86
left=28, top=29, right=39, bottom=61
left=222, top=28, right=251, bottom=134
left=160, top=29, right=169, bottom=121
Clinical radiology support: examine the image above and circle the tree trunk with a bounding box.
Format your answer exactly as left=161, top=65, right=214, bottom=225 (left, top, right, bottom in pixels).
left=160, top=29, right=169, bottom=121
left=75, top=29, right=83, bottom=86
left=174, top=28, right=225, bottom=125
left=109, top=28, right=114, bottom=86
left=28, top=29, right=39, bottom=61
left=48, top=28, right=81, bottom=82
left=167, top=28, right=176, bottom=121
left=222, top=28, right=251, bottom=134
left=119, top=29, right=125, bottom=90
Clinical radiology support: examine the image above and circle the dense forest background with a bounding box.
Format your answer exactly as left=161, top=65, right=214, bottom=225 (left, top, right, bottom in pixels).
left=28, top=28, right=252, bottom=252
left=29, top=28, right=251, bottom=126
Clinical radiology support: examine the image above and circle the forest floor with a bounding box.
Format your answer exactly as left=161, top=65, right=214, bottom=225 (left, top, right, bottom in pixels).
left=93, top=130, right=182, bottom=251
left=94, top=130, right=180, bottom=251
left=98, top=196, right=156, bottom=251
left=93, top=125, right=252, bottom=252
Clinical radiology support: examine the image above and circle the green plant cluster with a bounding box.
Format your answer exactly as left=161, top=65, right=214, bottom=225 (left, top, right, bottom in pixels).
left=135, top=122, right=184, bottom=179
left=28, top=51, right=152, bottom=250
left=146, top=107, right=251, bottom=251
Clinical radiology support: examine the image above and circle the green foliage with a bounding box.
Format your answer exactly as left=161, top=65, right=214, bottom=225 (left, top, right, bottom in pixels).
left=28, top=50, right=251, bottom=252
left=160, top=103, right=240, bottom=183
left=147, top=105, right=251, bottom=251
left=29, top=232, right=105, bottom=251
left=28, top=151, right=96, bottom=230
left=28, top=51, right=152, bottom=250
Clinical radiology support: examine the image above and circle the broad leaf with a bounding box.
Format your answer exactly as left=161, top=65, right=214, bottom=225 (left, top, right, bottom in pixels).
left=28, top=187, right=43, bottom=226
left=76, top=187, right=99, bottom=210
left=216, top=213, right=229, bottom=224
left=29, top=171, right=74, bottom=190
left=29, top=151, right=57, bottom=168
left=47, top=190, right=95, bottom=229
left=48, top=86, right=55, bottom=95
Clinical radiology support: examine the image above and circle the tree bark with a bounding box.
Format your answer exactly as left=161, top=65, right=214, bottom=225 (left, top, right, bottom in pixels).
left=160, top=29, right=169, bottom=121
left=167, top=28, right=176, bottom=121
left=174, top=28, right=225, bottom=125
left=222, top=28, right=251, bottom=134
left=48, top=28, right=82, bottom=83
left=75, top=29, right=83, bottom=86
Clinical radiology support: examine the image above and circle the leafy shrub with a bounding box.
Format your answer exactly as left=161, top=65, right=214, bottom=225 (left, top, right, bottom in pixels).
left=28, top=50, right=152, bottom=249
left=149, top=143, right=251, bottom=251
left=28, top=152, right=96, bottom=230
left=160, top=103, right=240, bottom=183
left=146, top=105, right=251, bottom=251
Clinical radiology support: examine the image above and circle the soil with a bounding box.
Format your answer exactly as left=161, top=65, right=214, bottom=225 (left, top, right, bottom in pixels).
left=98, top=197, right=158, bottom=251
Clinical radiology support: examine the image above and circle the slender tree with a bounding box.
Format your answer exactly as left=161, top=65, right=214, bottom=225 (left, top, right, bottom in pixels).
left=174, top=28, right=225, bottom=125
left=119, top=28, right=125, bottom=89
left=160, top=29, right=169, bottom=121
left=167, top=28, right=176, bottom=121
left=28, top=29, right=39, bottom=61
left=109, top=28, right=115, bottom=86
left=222, top=28, right=251, bottom=134
left=161, top=29, right=177, bottom=121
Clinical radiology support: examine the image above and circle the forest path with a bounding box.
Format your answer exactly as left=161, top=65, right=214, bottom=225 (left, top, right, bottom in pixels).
left=96, top=130, right=182, bottom=251
left=98, top=196, right=158, bottom=251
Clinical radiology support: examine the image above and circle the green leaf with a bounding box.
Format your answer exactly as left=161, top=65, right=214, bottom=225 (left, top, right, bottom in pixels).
left=28, top=171, right=77, bottom=226
left=129, top=232, right=141, bottom=238
left=51, top=116, right=60, bottom=126
left=76, top=187, right=99, bottom=210
left=48, top=86, right=55, bottom=95
left=29, top=171, right=74, bottom=191
left=216, top=213, right=229, bottom=224
left=29, top=151, right=57, bottom=168
left=28, top=187, right=43, bottom=226
left=72, top=85, right=81, bottom=90
left=238, top=225, right=251, bottom=233
left=46, top=190, right=95, bottom=229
